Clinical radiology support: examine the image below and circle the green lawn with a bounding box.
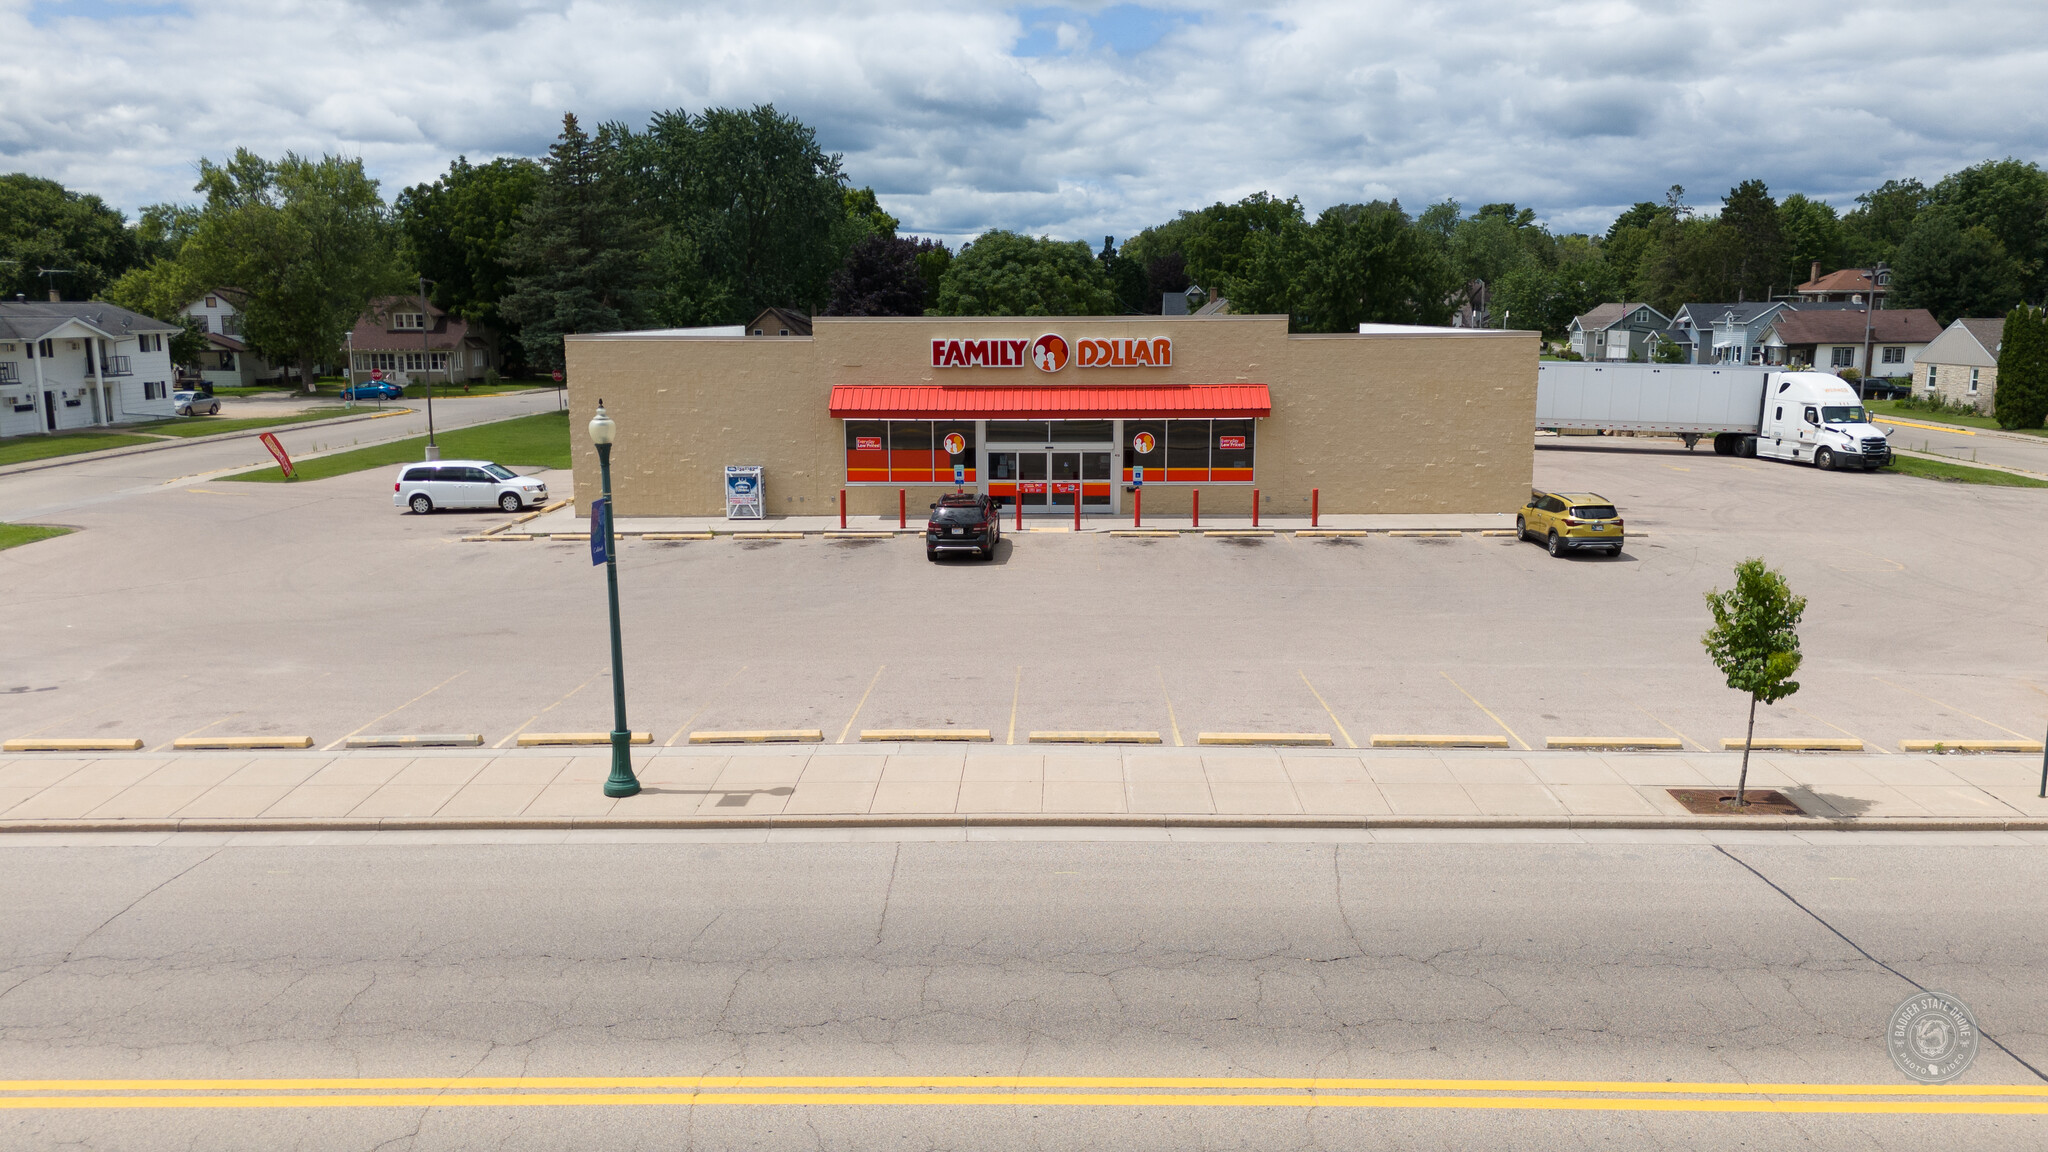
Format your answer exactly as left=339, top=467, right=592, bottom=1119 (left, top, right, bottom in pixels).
left=220, top=410, right=570, bottom=483
left=0, top=523, right=73, bottom=551
left=1881, top=453, right=2048, bottom=488
left=0, top=431, right=163, bottom=468
left=1869, top=400, right=2048, bottom=436
left=143, top=407, right=383, bottom=438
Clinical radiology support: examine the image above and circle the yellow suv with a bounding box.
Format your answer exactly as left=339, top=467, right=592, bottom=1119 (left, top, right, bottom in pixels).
left=1517, top=490, right=1625, bottom=558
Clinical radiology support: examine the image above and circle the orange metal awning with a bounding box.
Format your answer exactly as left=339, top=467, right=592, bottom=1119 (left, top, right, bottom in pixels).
left=829, top=383, right=1270, bottom=420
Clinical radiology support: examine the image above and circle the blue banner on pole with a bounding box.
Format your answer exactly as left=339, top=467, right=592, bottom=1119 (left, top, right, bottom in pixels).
left=590, top=498, right=609, bottom=566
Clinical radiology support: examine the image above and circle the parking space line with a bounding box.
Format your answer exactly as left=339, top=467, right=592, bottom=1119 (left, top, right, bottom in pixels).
left=836, top=666, right=885, bottom=745
left=323, top=670, right=467, bottom=751
left=155, top=713, right=239, bottom=753
left=664, top=665, right=745, bottom=746
left=1875, top=677, right=2035, bottom=740
left=1785, top=705, right=1883, bottom=752
left=1440, top=672, right=1530, bottom=751
left=1298, top=671, right=1357, bottom=749
left=1006, top=666, right=1022, bottom=746
left=496, top=668, right=604, bottom=749
left=1159, top=667, right=1184, bottom=748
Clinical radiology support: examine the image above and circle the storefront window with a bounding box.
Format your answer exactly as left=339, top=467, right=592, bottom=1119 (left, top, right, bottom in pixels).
left=1167, top=419, right=1210, bottom=482
left=846, top=420, right=888, bottom=483
left=1123, top=419, right=1164, bottom=482
left=935, top=421, right=976, bottom=483
left=1049, top=420, right=1112, bottom=442
left=1212, top=419, right=1254, bottom=481
left=888, top=421, right=933, bottom=482
left=988, top=421, right=1051, bottom=443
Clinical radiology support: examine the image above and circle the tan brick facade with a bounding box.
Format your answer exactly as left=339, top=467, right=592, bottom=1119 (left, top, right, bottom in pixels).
left=563, top=315, right=1537, bottom=518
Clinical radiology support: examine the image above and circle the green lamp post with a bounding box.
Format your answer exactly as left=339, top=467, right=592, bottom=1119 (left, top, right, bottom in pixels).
left=589, top=401, right=640, bottom=798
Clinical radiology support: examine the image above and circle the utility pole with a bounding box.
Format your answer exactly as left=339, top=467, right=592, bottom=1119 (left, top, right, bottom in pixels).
left=1859, top=263, right=1886, bottom=405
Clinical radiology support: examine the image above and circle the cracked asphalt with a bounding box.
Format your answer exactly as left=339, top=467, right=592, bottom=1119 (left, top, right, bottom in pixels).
left=3, top=835, right=2045, bottom=1149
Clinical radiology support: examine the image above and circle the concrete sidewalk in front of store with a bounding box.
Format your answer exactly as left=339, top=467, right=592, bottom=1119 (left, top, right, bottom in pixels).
left=3, top=744, right=2044, bottom=833
left=505, top=506, right=1519, bottom=536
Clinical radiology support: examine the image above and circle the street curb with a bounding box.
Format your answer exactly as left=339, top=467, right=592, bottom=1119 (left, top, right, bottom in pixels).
left=3, top=814, right=2044, bottom=835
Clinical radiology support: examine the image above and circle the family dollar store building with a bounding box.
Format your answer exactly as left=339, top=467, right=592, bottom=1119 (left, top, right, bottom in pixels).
left=562, top=314, right=1536, bottom=520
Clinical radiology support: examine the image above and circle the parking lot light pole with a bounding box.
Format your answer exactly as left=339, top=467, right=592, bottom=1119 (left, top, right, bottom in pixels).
left=589, top=402, right=640, bottom=798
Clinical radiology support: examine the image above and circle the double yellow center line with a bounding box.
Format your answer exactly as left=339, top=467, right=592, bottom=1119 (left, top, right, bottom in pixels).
left=4, top=1075, right=2045, bottom=1114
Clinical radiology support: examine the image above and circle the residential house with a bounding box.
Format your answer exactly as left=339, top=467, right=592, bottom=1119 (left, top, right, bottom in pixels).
left=1760, top=308, right=1941, bottom=388
left=176, top=290, right=282, bottom=389
left=745, top=307, right=812, bottom=336
left=1, top=299, right=182, bottom=438
left=1794, top=262, right=1889, bottom=306
left=1663, top=302, right=1789, bottom=366
left=1567, top=303, right=1671, bottom=361
left=346, top=298, right=494, bottom=385
left=1915, top=318, right=2003, bottom=412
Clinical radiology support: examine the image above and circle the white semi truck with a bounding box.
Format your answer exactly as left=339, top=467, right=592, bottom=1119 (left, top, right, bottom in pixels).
left=1534, top=361, right=1894, bottom=470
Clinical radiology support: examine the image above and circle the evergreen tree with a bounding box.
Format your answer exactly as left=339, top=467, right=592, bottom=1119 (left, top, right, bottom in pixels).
left=1994, top=304, right=2048, bottom=431
left=500, top=114, right=658, bottom=371
left=824, top=234, right=933, bottom=316
left=1720, top=179, right=1785, bottom=302
left=1097, top=236, right=1149, bottom=314
left=397, top=156, right=543, bottom=363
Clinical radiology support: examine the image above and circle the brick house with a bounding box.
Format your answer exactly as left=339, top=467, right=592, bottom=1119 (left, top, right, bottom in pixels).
left=346, top=298, right=494, bottom=385
left=1915, top=318, right=2003, bottom=412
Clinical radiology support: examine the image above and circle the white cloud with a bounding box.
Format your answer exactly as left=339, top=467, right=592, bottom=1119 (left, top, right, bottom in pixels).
left=1, top=0, right=2044, bottom=246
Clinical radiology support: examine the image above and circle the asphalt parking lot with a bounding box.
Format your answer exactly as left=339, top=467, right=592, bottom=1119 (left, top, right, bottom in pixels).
left=3, top=435, right=2046, bottom=754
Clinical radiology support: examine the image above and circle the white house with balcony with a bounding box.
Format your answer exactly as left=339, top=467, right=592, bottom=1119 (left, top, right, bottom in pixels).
left=1, top=300, right=182, bottom=438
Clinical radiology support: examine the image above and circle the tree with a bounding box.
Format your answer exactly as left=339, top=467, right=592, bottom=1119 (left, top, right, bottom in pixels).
left=178, top=150, right=410, bottom=391
left=1841, top=178, right=1928, bottom=266
left=396, top=156, right=543, bottom=362
left=1777, top=193, right=1844, bottom=288
left=100, top=260, right=209, bottom=367
left=825, top=234, right=939, bottom=316
left=1289, top=201, right=1457, bottom=331
left=621, top=104, right=854, bottom=324
left=500, top=114, right=659, bottom=372
left=1994, top=305, right=2048, bottom=431
left=1926, top=158, right=2048, bottom=300
left=1702, top=559, right=1806, bottom=808
left=1097, top=236, right=1149, bottom=313
left=0, top=174, right=143, bottom=301
left=1891, top=209, right=2023, bottom=325
left=926, top=230, right=1119, bottom=316
left=1719, top=179, right=1785, bottom=302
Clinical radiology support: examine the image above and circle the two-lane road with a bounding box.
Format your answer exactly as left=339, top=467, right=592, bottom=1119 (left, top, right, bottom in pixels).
left=0, top=389, right=564, bottom=523
left=3, top=833, right=2044, bottom=1150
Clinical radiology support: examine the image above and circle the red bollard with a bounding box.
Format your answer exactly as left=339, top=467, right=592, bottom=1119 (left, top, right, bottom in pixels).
left=1015, top=494, right=1022, bottom=531
left=840, top=489, right=847, bottom=529
left=1073, top=489, right=1081, bottom=531
left=1311, top=488, right=1319, bottom=528
left=1134, top=488, right=1142, bottom=527
left=1252, top=488, right=1259, bottom=527
left=1192, top=489, right=1200, bottom=528
left=898, top=489, right=905, bottom=529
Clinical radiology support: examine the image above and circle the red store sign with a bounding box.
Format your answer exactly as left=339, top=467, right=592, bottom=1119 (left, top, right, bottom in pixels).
left=931, top=334, right=1171, bottom=372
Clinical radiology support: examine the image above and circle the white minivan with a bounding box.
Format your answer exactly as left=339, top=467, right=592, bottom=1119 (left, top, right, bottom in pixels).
left=1753, top=372, right=1894, bottom=471
left=394, top=460, right=548, bottom=514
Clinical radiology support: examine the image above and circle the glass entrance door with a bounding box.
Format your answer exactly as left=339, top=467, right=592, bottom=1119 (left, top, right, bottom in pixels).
left=985, top=422, right=1119, bottom=515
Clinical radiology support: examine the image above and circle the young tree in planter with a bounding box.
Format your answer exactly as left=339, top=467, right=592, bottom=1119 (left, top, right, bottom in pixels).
left=1702, top=559, right=1806, bottom=807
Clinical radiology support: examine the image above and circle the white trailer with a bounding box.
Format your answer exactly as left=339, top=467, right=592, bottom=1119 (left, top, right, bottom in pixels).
left=1535, top=361, right=1893, bottom=470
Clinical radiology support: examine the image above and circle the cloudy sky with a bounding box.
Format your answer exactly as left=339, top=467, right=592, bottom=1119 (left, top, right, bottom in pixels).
left=4, top=0, right=2045, bottom=244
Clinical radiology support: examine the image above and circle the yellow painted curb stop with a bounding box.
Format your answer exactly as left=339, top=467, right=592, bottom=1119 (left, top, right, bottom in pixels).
left=1028, top=731, right=1163, bottom=744
left=518, top=732, right=653, bottom=746
left=1295, top=530, right=1367, bottom=537
left=1386, top=530, right=1463, bottom=538
left=688, top=730, right=824, bottom=744
left=463, top=534, right=533, bottom=542
left=732, top=532, right=805, bottom=541
left=1372, top=734, right=1510, bottom=749
left=1721, top=738, right=1864, bottom=751
left=1205, top=530, right=1273, bottom=537
left=642, top=533, right=714, bottom=541
left=824, top=532, right=894, bottom=539
left=3, top=738, right=144, bottom=752
left=172, top=736, right=315, bottom=750
left=1199, top=732, right=1334, bottom=747
left=1111, top=531, right=1177, bottom=538
left=859, top=729, right=992, bottom=742
left=1546, top=736, right=1684, bottom=750
left=1901, top=739, right=2044, bottom=753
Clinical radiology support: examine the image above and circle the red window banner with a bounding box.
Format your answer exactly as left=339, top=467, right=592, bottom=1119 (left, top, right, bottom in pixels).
left=1018, top=481, right=1048, bottom=494
left=855, top=436, right=881, bottom=450
left=259, top=432, right=294, bottom=479
left=1218, top=435, right=1247, bottom=450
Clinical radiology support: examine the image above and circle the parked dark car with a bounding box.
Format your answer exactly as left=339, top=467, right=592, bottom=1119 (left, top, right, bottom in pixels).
left=926, top=493, right=1001, bottom=561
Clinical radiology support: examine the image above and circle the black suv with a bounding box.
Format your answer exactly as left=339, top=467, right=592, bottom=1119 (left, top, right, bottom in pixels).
left=926, top=493, right=1001, bottom=561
